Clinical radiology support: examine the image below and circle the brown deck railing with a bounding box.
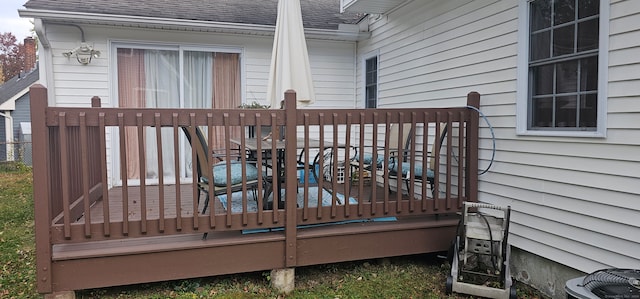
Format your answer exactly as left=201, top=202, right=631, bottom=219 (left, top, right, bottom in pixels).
left=30, top=84, right=479, bottom=294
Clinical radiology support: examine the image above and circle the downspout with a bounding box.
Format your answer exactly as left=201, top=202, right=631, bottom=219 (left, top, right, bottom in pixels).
left=0, top=111, right=14, bottom=161
left=352, top=42, right=358, bottom=109
left=34, top=19, right=55, bottom=106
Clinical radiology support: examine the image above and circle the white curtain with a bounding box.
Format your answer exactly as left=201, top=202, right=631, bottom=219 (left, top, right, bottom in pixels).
left=116, top=47, right=240, bottom=184
left=183, top=51, right=213, bottom=177
left=184, top=51, right=213, bottom=109
left=117, top=48, right=146, bottom=180
left=144, top=50, right=180, bottom=180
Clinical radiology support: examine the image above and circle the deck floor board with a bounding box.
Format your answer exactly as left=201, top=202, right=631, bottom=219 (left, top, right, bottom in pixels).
left=86, top=184, right=216, bottom=223
left=82, top=181, right=401, bottom=223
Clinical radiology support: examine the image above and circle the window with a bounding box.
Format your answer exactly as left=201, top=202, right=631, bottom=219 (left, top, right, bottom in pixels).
left=114, top=44, right=242, bottom=182
left=518, top=0, right=607, bottom=136
left=364, top=55, right=378, bottom=108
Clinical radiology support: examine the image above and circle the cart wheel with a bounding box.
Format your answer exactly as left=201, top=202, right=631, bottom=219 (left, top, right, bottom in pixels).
left=445, top=276, right=453, bottom=294
left=509, top=284, right=517, bottom=299
left=446, top=241, right=455, bottom=264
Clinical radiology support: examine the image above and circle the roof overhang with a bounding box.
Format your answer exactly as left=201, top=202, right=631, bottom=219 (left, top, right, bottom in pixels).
left=0, top=101, right=16, bottom=110
left=0, top=88, right=22, bottom=110
left=19, top=9, right=370, bottom=42
left=340, top=0, right=409, bottom=14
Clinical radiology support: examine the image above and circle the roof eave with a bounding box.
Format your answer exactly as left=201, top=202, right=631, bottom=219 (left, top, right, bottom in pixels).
left=19, top=9, right=369, bottom=41
left=0, top=88, right=24, bottom=110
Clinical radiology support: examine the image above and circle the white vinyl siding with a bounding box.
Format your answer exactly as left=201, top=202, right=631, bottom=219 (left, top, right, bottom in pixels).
left=307, top=40, right=358, bottom=107
left=44, top=24, right=355, bottom=109
left=357, top=0, right=640, bottom=274
left=42, top=23, right=356, bottom=186
left=358, top=0, right=517, bottom=107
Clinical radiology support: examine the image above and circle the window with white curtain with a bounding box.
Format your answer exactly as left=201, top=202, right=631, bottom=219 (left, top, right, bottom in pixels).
left=115, top=45, right=242, bottom=183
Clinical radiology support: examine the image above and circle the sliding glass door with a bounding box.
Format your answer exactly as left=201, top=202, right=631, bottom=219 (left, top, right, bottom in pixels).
left=114, top=44, right=242, bottom=186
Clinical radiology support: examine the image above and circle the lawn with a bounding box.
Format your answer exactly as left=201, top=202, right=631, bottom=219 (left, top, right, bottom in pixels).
left=0, top=168, right=547, bottom=298
left=0, top=166, right=36, bottom=298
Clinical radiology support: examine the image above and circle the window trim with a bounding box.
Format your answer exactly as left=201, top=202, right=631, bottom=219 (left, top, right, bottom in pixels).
left=361, top=50, right=379, bottom=108
left=516, top=0, right=608, bottom=138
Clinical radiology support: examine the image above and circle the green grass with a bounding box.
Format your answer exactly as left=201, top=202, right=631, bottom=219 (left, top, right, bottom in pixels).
left=77, top=256, right=546, bottom=299
left=0, top=168, right=36, bottom=298
left=0, top=169, right=547, bottom=298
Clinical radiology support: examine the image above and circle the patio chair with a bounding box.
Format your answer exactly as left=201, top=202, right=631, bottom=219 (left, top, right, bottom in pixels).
left=181, top=126, right=265, bottom=215
left=312, top=145, right=358, bottom=195
left=350, top=123, right=447, bottom=198
left=349, top=123, right=413, bottom=186
left=385, top=123, right=448, bottom=198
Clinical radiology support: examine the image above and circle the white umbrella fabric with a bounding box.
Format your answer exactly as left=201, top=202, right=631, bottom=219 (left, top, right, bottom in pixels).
left=266, top=0, right=316, bottom=108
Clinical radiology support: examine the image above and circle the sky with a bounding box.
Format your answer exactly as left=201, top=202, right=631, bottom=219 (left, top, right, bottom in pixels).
left=0, top=0, right=34, bottom=41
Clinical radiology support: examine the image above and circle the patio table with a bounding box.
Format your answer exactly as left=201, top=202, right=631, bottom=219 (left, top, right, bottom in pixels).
left=230, top=138, right=337, bottom=209
left=230, top=138, right=332, bottom=152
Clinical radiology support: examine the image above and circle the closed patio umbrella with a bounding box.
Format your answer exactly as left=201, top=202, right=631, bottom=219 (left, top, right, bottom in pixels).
left=266, top=0, right=316, bottom=108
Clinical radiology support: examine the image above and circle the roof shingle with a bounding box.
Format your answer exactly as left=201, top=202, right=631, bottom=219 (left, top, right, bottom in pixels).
left=23, top=0, right=365, bottom=30
left=0, top=66, right=39, bottom=105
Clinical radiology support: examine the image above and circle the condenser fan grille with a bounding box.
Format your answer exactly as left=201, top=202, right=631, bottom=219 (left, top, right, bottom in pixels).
left=582, top=269, right=640, bottom=298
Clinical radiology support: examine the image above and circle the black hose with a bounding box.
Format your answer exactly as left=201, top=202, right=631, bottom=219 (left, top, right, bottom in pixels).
left=479, top=212, right=498, bottom=272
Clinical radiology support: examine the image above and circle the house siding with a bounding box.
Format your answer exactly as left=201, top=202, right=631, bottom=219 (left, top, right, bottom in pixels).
left=43, top=24, right=356, bottom=108
left=357, top=0, right=640, bottom=276
left=13, top=94, right=31, bottom=139
left=0, top=116, right=5, bottom=160
left=41, top=23, right=356, bottom=185
left=13, top=94, right=32, bottom=165
left=0, top=94, right=32, bottom=162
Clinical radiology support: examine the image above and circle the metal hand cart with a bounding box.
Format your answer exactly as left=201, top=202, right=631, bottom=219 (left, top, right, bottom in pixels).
left=446, top=201, right=516, bottom=299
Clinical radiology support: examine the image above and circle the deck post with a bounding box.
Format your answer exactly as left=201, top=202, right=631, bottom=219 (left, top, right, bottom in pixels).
left=30, top=84, right=53, bottom=293
left=270, top=268, right=295, bottom=294
left=465, top=92, right=480, bottom=204
left=44, top=291, right=76, bottom=299
left=283, top=90, right=298, bottom=269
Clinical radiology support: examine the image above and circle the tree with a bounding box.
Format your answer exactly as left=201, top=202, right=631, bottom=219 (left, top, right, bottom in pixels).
left=0, top=32, right=26, bottom=84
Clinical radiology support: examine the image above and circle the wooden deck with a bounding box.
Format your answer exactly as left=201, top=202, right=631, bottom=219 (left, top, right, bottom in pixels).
left=85, top=184, right=207, bottom=223
left=31, top=87, right=480, bottom=294
left=82, top=181, right=404, bottom=223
